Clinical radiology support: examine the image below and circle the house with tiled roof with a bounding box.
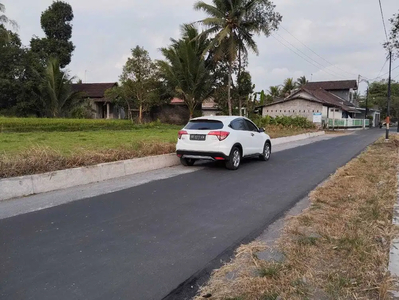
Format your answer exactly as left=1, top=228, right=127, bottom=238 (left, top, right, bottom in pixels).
left=259, top=80, right=381, bottom=128
left=71, top=83, right=120, bottom=119
left=303, top=80, right=358, bottom=105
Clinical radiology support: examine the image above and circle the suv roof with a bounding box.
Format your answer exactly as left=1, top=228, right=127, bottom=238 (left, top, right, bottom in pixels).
left=191, top=116, right=251, bottom=124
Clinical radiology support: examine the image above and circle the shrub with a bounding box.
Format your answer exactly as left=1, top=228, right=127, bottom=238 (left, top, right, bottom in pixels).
left=252, top=115, right=315, bottom=129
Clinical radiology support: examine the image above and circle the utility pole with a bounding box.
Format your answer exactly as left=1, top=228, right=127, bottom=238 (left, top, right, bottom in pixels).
left=365, top=88, right=369, bottom=120
left=386, top=50, right=392, bottom=139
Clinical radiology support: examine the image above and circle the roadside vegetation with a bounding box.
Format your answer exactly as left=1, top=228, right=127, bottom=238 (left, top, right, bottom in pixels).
left=0, top=117, right=318, bottom=178
left=195, top=137, right=399, bottom=300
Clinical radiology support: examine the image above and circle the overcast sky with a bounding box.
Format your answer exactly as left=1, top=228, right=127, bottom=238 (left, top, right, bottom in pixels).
left=3, top=0, right=399, bottom=94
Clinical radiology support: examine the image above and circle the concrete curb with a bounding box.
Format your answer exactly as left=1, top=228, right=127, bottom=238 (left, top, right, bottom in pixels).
left=388, top=173, right=399, bottom=298
left=0, top=154, right=180, bottom=201
left=0, top=131, right=325, bottom=202
left=271, top=131, right=325, bottom=146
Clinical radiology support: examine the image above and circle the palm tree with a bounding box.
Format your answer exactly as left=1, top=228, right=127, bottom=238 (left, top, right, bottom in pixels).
left=296, top=76, right=308, bottom=88
left=158, top=24, right=214, bottom=118
left=194, top=0, right=281, bottom=115
left=282, top=78, right=296, bottom=97
left=0, top=3, right=18, bottom=42
left=42, top=58, right=82, bottom=117
left=268, top=86, right=281, bottom=98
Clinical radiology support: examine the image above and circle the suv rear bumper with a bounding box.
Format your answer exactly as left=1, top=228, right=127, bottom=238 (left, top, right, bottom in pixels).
left=176, top=150, right=229, bottom=161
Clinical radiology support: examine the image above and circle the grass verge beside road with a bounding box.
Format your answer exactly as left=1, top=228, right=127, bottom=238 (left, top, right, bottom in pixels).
left=0, top=118, right=319, bottom=178
left=196, top=137, right=399, bottom=300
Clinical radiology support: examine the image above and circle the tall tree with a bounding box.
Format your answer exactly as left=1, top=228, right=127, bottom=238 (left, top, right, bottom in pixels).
left=236, top=70, right=254, bottom=115
left=0, top=25, right=24, bottom=112
left=268, top=85, right=281, bottom=98
left=30, top=1, right=75, bottom=68
left=296, top=76, right=308, bottom=87
left=282, top=78, right=295, bottom=96
left=0, top=3, right=18, bottom=43
left=159, top=24, right=214, bottom=118
left=41, top=58, right=82, bottom=117
left=369, top=80, right=399, bottom=120
left=386, top=10, right=399, bottom=55
left=120, top=46, right=158, bottom=123
left=194, top=0, right=282, bottom=116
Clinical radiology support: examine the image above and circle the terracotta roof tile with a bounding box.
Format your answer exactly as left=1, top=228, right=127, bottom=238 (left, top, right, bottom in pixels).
left=304, top=80, right=358, bottom=91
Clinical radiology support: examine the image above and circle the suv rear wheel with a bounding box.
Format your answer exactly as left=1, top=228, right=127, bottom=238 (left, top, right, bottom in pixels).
left=180, top=158, right=196, bottom=166
left=225, top=146, right=241, bottom=170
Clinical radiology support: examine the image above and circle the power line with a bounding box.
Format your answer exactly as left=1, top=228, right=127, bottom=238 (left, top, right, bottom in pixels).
left=279, top=25, right=358, bottom=77
left=369, top=57, right=389, bottom=81
left=273, top=32, right=348, bottom=79
left=374, top=64, right=399, bottom=80
left=270, top=34, right=342, bottom=79
left=378, top=0, right=389, bottom=42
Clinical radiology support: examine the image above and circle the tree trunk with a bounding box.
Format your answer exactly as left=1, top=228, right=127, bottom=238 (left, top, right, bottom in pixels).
left=139, top=103, right=143, bottom=124
left=238, top=47, right=242, bottom=116
left=227, top=62, right=233, bottom=116
left=126, top=101, right=133, bottom=123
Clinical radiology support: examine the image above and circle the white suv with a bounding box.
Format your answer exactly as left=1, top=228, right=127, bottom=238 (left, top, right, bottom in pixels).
left=176, top=116, right=271, bottom=170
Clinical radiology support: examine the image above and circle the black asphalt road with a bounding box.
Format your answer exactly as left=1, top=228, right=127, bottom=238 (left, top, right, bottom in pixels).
left=0, top=129, right=386, bottom=300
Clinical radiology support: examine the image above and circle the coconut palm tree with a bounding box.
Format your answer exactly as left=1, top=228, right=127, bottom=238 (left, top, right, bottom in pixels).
left=0, top=3, right=18, bottom=42
left=42, top=58, right=82, bottom=117
left=194, top=0, right=281, bottom=115
left=268, top=85, right=281, bottom=98
left=296, top=76, right=308, bottom=88
left=282, top=78, right=296, bottom=97
left=158, top=24, right=214, bottom=118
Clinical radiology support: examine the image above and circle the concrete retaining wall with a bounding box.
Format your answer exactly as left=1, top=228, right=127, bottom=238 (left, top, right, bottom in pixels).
left=0, top=131, right=325, bottom=201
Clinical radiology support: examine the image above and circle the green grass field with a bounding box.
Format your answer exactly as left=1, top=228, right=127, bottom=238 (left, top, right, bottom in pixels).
left=0, top=129, right=180, bottom=156
left=0, top=117, right=319, bottom=178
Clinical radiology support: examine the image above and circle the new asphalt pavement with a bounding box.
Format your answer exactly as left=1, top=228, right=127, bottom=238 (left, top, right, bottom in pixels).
left=0, top=129, right=388, bottom=300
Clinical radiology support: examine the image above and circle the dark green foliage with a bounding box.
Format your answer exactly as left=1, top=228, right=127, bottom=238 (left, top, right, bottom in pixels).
left=159, top=24, right=214, bottom=118
left=368, top=80, right=399, bottom=120
left=30, top=1, right=75, bottom=68
left=253, top=115, right=316, bottom=129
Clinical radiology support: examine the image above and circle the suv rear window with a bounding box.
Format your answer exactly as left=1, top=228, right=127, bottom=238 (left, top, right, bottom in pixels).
left=184, top=120, right=224, bottom=130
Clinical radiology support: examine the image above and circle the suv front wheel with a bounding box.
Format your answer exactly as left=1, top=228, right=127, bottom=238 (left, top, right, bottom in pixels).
left=259, top=141, right=271, bottom=161
left=225, top=146, right=241, bottom=170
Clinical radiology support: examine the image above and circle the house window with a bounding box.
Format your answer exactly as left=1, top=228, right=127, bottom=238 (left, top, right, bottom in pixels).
left=280, top=110, right=282, bottom=112
left=317, top=110, right=319, bottom=112
left=312, top=110, right=314, bottom=112
left=284, top=110, right=286, bottom=113
left=335, top=109, right=339, bottom=112
left=288, top=110, right=291, bottom=112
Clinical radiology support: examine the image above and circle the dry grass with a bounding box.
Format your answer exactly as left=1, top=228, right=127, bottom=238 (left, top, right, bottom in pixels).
left=195, top=137, right=399, bottom=300
left=265, top=125, right=320, bottom=139
left=0, top=142, right=175, bottom=178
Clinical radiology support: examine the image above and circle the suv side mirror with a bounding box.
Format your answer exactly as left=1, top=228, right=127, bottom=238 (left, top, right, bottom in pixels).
left=258, top=128, right=265, bottom=133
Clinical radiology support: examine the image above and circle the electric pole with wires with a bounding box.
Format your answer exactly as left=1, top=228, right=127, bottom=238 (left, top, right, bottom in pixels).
left=386, top=50, right=392, bottom=139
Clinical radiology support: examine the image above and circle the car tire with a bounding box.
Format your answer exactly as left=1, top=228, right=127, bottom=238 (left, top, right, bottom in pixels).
left=180, top=158, right=196, bottom=166
left=225, top=146, right=241, bottom=170
left=259, top=141, right=271, bottom=161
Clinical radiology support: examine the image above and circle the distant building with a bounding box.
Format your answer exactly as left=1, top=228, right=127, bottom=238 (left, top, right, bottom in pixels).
left=303, top=80, right=358, bottom=104
left=72, top=83, right=122, bottom=119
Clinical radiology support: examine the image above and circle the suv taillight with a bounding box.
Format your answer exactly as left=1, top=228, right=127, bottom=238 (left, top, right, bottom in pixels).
left=208, top=131, right=230, bottom=141
left=178, top=130, right=188, bottom=139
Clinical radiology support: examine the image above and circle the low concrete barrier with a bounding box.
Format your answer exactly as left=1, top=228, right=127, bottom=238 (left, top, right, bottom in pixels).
left=0, top=131, right=325, bottom=201
left=0, top=154, right=180, bottom=201
left=272, top=131, right=325, bottom=146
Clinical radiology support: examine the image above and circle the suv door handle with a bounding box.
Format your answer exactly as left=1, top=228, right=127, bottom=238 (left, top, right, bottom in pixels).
left=251, top=133, right=255, bottom=137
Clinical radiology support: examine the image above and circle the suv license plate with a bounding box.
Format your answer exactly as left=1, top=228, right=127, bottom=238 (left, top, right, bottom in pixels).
left=190, top=134, right=206, bottom=141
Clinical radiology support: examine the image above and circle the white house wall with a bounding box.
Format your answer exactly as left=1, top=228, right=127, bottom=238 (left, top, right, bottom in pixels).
left=262, top=99, right=323, bottom=122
